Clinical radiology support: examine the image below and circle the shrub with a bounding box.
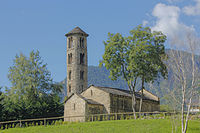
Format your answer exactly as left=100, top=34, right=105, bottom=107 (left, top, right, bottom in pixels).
left=55, top=120, right=63, bottom=125
left=0, top=124, right=4, bottom=130
left=120, top=115, right=124, bottom=120
left=51, top=120, right=55, bottom=125
left=11, top=123, right=14, bottom=128
left=15, top=123, right=20, bottom=128
left=62, top=121, right=69, bottom=125
left=40, top=121, right=43, bottom=126
left=5, top=124, right=8, bottom=129
left=25, top=122, right=28, bottom=127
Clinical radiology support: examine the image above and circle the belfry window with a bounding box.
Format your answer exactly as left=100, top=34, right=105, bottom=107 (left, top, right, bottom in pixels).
left=80, top=53, right=84, bottom=64
left=80, top=37, right=84, bottom=48
left=68, top=53, right=72, bottom=64
left=68, top=37, right=73, bottom=48
left=69, top=71, right=71, bottom=80
left=80, top=71, right=84, bottom=80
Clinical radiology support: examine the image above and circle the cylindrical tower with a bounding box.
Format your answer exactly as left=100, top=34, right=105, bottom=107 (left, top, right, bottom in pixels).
left=65, top=27, right=89, bottom=97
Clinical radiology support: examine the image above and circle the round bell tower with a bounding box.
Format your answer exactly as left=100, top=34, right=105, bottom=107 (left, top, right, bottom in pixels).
left=65, top=27, right=89, bottom=96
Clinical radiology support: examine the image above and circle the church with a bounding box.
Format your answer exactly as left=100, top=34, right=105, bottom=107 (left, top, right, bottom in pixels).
left=64, top=27, right=160, bottom=122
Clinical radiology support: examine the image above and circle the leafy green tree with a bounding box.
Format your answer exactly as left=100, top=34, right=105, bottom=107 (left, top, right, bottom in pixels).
left=100, top=25, right=167, bottom=117
left=128, top=26, right=168, bottom=112
left=100, top=32, right=139, bottom=118
left=7, top=50, right=63, bottom=120
left=0, top=87, right=4, bottom=121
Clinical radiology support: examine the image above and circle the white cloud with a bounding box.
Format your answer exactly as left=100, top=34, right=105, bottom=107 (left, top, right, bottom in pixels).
left=151, top=3, right=194, bottom=40
left=142, top=20, right=149, bottom=26
left=183, top=0, right=200, bottom=16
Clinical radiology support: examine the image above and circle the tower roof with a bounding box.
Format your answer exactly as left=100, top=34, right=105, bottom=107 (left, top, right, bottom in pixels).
left=65, top=27, right=89, bottom=37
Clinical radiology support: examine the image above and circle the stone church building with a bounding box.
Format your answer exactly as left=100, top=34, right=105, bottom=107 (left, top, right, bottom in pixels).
left=64, top=27, right=160, bottom=122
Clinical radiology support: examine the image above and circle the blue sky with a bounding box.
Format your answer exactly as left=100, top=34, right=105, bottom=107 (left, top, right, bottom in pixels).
left=0, top=0, right=200, bottom=87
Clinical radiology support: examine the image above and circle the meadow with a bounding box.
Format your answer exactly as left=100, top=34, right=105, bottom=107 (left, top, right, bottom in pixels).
left=1, top=119, right=199, bottom=133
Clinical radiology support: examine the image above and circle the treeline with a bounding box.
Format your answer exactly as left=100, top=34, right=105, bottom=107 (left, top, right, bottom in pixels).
left=0, top=51, right=63, bottom=122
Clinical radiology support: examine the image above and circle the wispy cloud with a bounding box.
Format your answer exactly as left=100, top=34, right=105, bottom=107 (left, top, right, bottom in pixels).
left=165, top=0, right=183, bottom=4
left=183, top=0, right=200, bottom=16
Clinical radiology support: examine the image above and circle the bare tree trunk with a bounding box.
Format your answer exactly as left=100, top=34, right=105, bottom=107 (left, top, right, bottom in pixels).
left=131, top=91, right=136, bottom=119
left=181, top=88, right=186, bottom=133
left=139, top=77, right=144, bottom=116
left=139, top=76, right=144, bottom=116
left=184, top=96, right=192, bottom=133
left=128, top=78, right=137, bottom=119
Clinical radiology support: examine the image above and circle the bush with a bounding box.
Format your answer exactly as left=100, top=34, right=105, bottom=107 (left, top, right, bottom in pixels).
left=40, top=121, right=43, bottom=126
left=55, top=120, right=63, bottom=125
left=62, top=121, right=69, bottom=125
left=120, top=115, right=124, bottom=120
left=15, top=123, right=20, bottom=128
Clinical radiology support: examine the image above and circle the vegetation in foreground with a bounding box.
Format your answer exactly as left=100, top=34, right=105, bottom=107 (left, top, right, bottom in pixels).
left=0, top=51, right=63, bottom=122
left=1, top=119, right=200, bottom=133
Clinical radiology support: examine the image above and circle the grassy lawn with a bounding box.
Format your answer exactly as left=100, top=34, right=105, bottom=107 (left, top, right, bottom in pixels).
left=1, top=119, right=200, bottom=133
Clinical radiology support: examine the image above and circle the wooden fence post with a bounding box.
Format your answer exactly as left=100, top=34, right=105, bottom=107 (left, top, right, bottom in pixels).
left=92, top=115, right=93, bottom=122
left=44, top=118, right=46, bottom=126
left=19, top=120, right=22, bottom=128
left=115, top=113, right=117, bottom=120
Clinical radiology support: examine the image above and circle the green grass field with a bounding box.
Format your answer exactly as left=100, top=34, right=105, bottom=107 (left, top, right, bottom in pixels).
left=1, top=119, right=200, bottom=133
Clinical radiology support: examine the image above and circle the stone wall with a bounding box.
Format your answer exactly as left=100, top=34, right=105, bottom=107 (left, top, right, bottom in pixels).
left=86, top=104, right=104, bottom=115
left=64, top=94, right=86, bottom=122
left=81, top=86, right=110, bottom=113
left=110, top=94, right=159, bottom=113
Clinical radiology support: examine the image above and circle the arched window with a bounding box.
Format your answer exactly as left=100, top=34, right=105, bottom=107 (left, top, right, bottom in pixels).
left=68, top=53, right=72, bottom=64
left=80, top=53, right=84, bottom=64
left=68, top=37, right=73, bottom=48
left=82, top=38, right=84, bottom=48
left=80, top=37, right=84, bottom=48
left=68, top=38, right=71, bottom=48
left=79, top=37, right=82, bottom=48
left=69, top=71, right=71, bottom=80
left=80, top=71, right=84, bottom=80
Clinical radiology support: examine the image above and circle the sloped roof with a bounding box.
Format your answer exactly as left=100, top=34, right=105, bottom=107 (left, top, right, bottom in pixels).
left=64, top=93, right=102, bottom=105
left=138, top=89, right=159, bottom=101
left=77, top=94, right=103, bottom=105
left=65, top=27, right=89, bottom=37
left=91, top=85, right=159, bottom=102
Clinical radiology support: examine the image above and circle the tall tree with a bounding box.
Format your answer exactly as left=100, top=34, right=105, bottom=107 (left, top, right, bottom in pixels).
left=100, top=25, right=167, bottom=118
left=128, top=26, right=168, bottom=112
left=100, top=32, right=138, bottom=118
left=168, top=32, right=200, bottom=133
left=7, top=50, right=63, bottom=119
left=0, top=87, right=4, bottom=121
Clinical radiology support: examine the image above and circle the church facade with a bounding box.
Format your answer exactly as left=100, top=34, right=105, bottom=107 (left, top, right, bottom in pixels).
left=64, top=27, right=160, bottom=122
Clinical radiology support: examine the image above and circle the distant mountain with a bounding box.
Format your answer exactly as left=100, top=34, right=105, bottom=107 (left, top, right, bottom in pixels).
left=60, top=66, right=128, bottom=99
left=61, top=49, right=200, bottom=104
